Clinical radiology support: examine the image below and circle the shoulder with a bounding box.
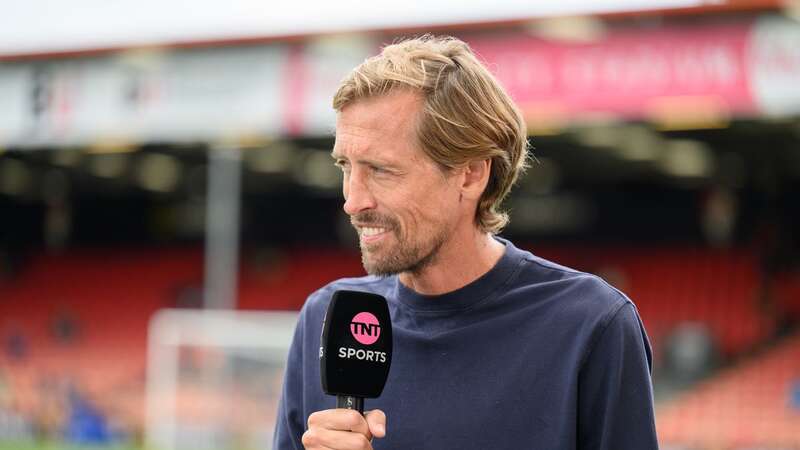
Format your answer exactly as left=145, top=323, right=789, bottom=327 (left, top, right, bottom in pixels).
left=510, top=246, right=633, bottom=326
left=510, top=246, right=649, bottom=363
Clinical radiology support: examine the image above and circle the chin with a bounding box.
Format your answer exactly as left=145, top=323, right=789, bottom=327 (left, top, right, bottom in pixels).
left=362, top=254, right=403, bottom=277
left=363, top=264, right=399, bottom=278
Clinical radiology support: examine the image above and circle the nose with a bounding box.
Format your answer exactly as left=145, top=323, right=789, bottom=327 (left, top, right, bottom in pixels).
left=343, top=169, right=376, bottom=216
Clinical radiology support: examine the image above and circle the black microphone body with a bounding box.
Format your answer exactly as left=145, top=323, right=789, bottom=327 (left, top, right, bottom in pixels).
left=320, top=290, right=393, bottom=415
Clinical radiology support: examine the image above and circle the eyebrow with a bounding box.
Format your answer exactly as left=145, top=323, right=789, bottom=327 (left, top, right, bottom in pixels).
left=329, top=152, right=401, bottom=170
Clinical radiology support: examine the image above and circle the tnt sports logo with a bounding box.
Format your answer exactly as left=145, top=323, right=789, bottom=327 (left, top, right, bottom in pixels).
left=350, top=312, right=381, bottom=345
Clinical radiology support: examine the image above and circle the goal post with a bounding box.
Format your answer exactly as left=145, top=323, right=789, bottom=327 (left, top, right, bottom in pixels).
left=145, top=309, right=298, bottom=450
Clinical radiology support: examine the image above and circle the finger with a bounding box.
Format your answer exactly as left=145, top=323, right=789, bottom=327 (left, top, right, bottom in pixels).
left=308, top=409, right=370, bottom=436
left=364, top=409, right=387, bottom=438
left=303, top=427, right=372, bottom=450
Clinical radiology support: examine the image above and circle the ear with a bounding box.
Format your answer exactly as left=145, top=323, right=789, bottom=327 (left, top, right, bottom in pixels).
left=460, top=158, right=492, bottom=201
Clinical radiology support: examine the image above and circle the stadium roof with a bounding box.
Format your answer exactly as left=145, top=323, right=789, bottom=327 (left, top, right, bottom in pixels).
left=0, top=0, right=783, bottom=59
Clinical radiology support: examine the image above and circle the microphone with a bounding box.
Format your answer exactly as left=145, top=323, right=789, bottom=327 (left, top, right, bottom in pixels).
left=319, top=290, right=393, bottom=414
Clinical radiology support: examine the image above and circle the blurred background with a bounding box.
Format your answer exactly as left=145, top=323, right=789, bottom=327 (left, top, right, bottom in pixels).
left=1, top=1, right=800, bottom=449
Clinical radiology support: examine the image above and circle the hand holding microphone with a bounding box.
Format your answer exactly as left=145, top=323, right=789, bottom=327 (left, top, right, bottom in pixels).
left=303, top=409, right=386, bottom=450
left=302, top=290, right=393, bottom=450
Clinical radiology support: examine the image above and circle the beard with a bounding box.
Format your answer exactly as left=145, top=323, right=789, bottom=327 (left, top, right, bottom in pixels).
left=352, top=210, right=448, bottom=277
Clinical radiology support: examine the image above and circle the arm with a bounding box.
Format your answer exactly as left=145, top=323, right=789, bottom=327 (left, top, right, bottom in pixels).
left=577, top=302, right=659, bottom=450
left=273, top=312, right=306, bottom=450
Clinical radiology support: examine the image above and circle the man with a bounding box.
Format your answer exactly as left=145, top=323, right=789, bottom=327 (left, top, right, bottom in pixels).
left=274, top=36, right=658, bottom=449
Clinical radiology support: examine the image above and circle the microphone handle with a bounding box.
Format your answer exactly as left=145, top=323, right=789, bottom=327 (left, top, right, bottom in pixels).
left=336, top=395, right=364, bottom=414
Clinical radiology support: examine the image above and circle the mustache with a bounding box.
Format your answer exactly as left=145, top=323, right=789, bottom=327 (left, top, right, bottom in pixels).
left=351, top=211, right=397, bottom=229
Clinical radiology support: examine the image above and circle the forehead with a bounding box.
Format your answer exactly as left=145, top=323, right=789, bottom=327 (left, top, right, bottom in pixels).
left=333, top=91, right=423, bottom=159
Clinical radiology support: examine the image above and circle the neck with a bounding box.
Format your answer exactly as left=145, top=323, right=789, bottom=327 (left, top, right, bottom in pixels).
left=398, top=230, right=505, bottom=296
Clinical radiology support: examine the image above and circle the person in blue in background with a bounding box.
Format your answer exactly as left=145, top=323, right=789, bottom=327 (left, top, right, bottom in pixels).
left=64, top=384, right=113, bottom=445
left=274, top=35, right=659, bottom=450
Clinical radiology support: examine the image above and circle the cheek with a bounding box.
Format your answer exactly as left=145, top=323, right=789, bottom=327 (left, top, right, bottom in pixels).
left=381, top=164, right=460, bottom=229
left=399, top=184, right=458, bottom=231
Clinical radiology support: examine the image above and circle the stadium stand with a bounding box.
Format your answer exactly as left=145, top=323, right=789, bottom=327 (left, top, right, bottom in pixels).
left=0, top=244, right=795, bottom=444
left=657, top=331, right=800, bottom=449
left=774, top=270, right=800, bottom=322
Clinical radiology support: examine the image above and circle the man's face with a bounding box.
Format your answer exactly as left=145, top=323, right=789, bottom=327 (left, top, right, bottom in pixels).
left=332, top=90, right=462, bottom=276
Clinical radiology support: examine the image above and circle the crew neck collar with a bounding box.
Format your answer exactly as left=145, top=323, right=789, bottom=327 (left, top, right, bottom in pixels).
left=390, top=236, right=524, bottom=313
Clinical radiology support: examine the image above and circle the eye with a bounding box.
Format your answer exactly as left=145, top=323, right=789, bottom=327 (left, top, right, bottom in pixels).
left=334, top=159, right=350, bottom=172
left=370, top=164, right=390, bottom=175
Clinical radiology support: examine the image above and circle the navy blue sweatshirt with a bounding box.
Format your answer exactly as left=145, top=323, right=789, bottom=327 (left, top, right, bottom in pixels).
left=273, top=239, right=659, bottom=449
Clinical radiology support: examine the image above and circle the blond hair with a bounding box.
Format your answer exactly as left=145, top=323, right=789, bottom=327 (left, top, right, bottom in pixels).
left=333, top=35, right=529, bottom=234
